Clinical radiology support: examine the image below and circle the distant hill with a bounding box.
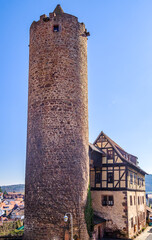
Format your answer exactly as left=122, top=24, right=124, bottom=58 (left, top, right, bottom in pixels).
left=145, top=174, right=152, bottom=193
left=1, top=184, right=25, bottom=193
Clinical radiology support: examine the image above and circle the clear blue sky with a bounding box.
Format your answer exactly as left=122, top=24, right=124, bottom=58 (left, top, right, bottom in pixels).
left=1, top=0, right=152, bottom=185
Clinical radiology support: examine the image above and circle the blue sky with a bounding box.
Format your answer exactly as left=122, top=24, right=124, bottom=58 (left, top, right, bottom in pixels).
left=0, top=0, right=152, bottom=185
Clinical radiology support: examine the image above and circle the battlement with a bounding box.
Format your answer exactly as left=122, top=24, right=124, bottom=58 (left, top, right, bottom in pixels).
left=30, top=5, right=78, bottom=26
left=30, top=5, right=90, bottom=38
left=39, top=12, right=78, bottom=21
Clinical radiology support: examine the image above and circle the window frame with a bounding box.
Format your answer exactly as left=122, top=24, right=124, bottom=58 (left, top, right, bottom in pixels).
left=134, top=174, right=136, bottom=184
left=131, top=217, right=134, bottom=228
left=102, top=195, right=114, bottom=206
left=130, top=173, right=133, bottom=184
left=102, top=195, right=108, bottom=206
left=53, top=25, right=59, bottom=32
left=108, top=195, right=114, bottom=206
left=107, top=149, right=114, bottom=159
left=107, top=172, right=114, bottom=184
left=95, top=172, right=101, bottom=184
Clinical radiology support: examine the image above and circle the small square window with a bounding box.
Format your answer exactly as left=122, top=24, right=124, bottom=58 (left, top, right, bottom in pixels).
left=53, top=25, right=59, bottom=32
left=102, top=195, right=114, bottom=206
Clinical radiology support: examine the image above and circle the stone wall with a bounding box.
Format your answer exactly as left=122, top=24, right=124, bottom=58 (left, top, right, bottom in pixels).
left=127, top=191, right=146, bottom=238
left=24, top=5, right=89, bottom=240
left=91, top=190, right=128, bottom=238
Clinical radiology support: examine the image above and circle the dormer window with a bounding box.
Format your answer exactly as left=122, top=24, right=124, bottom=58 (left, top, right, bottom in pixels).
left=53, top=25, right=59, bottom=32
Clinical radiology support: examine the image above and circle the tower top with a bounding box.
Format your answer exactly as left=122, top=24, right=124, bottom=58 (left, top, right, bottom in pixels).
left=33, top=4, right=90, bottom=37
left=53, top=4, right=64, bottom=15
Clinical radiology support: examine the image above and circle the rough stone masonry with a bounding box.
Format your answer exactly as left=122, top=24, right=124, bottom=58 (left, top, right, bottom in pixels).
left=24, top=5, right=90, bottom=240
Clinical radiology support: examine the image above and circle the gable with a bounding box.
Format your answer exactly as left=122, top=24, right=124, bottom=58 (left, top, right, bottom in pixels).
left=94, top=131, right=123, bottom=164
left=93, top=131, right=146, bottom=175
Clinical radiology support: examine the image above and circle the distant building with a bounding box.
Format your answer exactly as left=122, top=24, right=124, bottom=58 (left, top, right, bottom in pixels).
left=0, top=201, right=15, bottom=216
left=10, top=207, right=24, bottom=220
left=0, top=195, right=24, bottom=219
left=0, top=193, right=3, bottom=202
left=4, top=192, right=24, bottom=200
left=90, top=131, right=146, bottom=239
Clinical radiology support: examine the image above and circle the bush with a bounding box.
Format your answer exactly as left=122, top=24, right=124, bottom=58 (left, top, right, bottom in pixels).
left=0, top=220, right=24, bottom=237
left=16, top=220, right=23, bottom=229
left=9, top=229, right=24, bottom=237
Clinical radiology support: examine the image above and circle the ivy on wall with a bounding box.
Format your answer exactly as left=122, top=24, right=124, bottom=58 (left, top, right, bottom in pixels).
left=84, top=185, right=94, bottom=237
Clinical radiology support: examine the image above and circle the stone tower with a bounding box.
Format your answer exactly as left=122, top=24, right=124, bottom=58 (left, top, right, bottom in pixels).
left=24, top=5, right=89, bottom=240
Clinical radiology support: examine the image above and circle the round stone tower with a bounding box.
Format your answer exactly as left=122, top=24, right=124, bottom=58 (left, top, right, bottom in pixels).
left=24, top=5, right=89, bottom=240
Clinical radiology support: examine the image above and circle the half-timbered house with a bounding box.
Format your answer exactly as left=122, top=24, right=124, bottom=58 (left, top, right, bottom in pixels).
left=90, top=131, right=146, bottom=239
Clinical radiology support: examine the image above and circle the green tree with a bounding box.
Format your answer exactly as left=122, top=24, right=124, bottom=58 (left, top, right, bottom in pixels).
left=3, top=190, right=7, bottom=195
left=84, top=185, right=94, bottom=237
left=0, top=187, right=2, bottom=193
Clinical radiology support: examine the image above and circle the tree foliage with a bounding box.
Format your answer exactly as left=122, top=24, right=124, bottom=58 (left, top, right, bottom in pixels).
left=0, top=187, right=2, bottom=193
left=84, top=185, right=94, bottom=237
